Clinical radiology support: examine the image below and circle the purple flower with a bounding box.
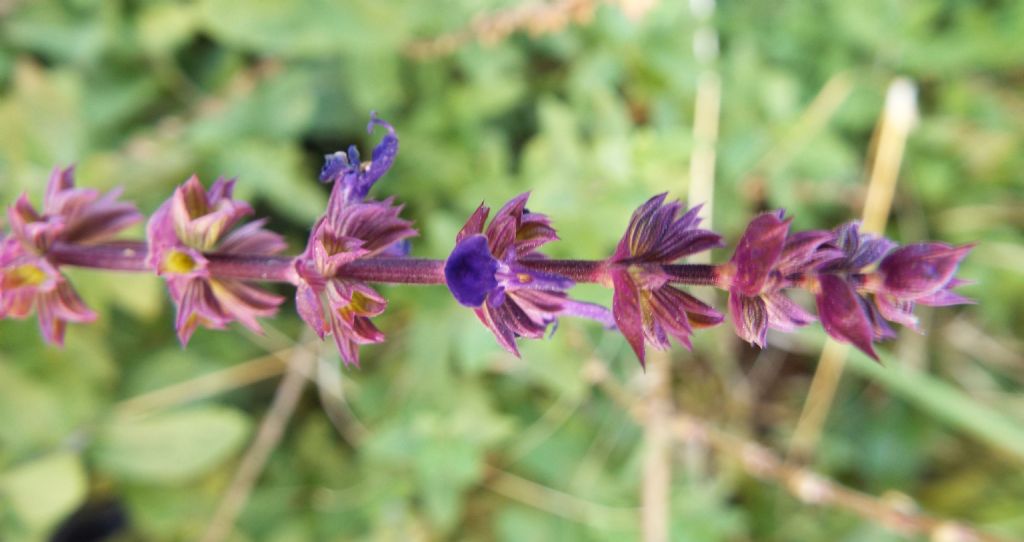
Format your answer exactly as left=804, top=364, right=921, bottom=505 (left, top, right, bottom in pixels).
left=809, top=222, right=898, bottom=357
left=294, top=197, right=417, bottom=367
left=146, top=175, right=287, bottom=346
left=726, top=211, right=837, bottom=348
left=320, top=113, right=398, bottom=206
left=867, top=242, right=974, bottom=331
left=608, top=194, right=724, bottom=366
left=821, top=221, right=897, bottom=273
left=445, top=193, right=611, bottom=357
left=0, top=238, right=96, bottom=344
left=811, top=222, right=972, bottom=359
left=1, top=166, right=141, bottom=344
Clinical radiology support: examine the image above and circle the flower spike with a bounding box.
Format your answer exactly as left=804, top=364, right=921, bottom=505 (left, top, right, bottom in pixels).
left=865, top=242, right=974, bottom=333
left=1, top=118, right=976, bottom=371
left=803, top=223, right=973, bottom=360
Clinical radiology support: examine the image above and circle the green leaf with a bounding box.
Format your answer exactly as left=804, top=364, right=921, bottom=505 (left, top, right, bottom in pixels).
left=0, top=62, right=85, bottom=196
left=0, top=452, right=87, bottom=536
left=198, top=0, right=410, bottom=56
left=93, top=406, right=251, bottom=483
left=0, top=361, right=70, bottom=459
left=3, top=2, right=114, bottom=64
left=795, top=330, right=1024, bottom=463
left=136, top=3, right=199, bottom=56
left=364, top=389, right=514, bottom=532
left=670, top=483, right=749, bottom=541
left=208, top=140, right=327, bottom=223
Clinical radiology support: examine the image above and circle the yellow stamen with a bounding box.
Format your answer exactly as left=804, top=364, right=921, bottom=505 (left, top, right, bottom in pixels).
left=337, top=291, right=373, bottom=319
left=6, top=263, right=48, bottom=288
left=163, top=250, right=198, bottom=275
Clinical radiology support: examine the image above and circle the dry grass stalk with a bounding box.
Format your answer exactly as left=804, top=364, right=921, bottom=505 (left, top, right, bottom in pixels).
left=586, top=360, right=1015, bottom=542
left=406, top=0, right=659, bottom=59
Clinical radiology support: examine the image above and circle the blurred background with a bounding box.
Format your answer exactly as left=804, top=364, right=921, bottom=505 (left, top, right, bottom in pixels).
left=1, top=1, right=1023, bottom=541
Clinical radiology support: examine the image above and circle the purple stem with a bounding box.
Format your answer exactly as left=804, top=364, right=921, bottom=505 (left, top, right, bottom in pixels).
left=518, top=259, right=607, bottom=282
left=518, top=259, right=726, bottom=288
left=661, top=264, right=724, bottom=287
left=205, top=253, right=296, bottom=282
left=337, top=258, right=446, bottom=284
left=48, top=241, right=150, bottom=272
left=47, top=241, right=725, bottom=289
left=47, top=241, right=447, bottom=285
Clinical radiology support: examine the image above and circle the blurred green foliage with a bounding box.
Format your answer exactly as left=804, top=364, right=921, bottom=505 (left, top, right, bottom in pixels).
left=1, top=0, right=1023, bottom=540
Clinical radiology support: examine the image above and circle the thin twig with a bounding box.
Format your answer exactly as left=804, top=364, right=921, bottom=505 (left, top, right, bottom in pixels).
left=315, top=353, right=369, bottom=445
left=405, top=0, right=658, bottom=59
left=789, top=78, right=918, bottom=461
left=737, top=72, right=854, bottom=186
left=114, top=350, right=283, bottom=418
left=586, top=360, right=1017, bottom=542
left=199, top=339, right=319, bottom=542
left=686, top=0, right=720, bottom=248
left=483, top=464, right=639, bottom=530
left=641, top=351, right=672, bottom=542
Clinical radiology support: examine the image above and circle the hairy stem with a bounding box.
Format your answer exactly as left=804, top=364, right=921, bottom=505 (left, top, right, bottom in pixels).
left=518, top=259, right=726, bottom=288
left=337, top=257, right=446, bottom=284
left=517, top=259, right=607, bottom=283
left=48, top=241, right=150, bottom=272
left=47, top=241, right=447, bottom=285
left=47, top=241, right=727, bottom=289
left=661, top=263, right=723, bottom=287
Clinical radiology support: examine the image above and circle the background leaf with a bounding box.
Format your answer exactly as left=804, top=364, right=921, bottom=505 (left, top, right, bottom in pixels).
left=93, top=406, right=251, bottom=484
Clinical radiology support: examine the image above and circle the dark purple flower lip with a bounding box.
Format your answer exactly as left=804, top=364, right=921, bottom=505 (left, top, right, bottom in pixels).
left=445, top=193, right=616, bottom=358
left=320, top=113, right=399, bottom=205
left=445, top=234, right=499, bottom=307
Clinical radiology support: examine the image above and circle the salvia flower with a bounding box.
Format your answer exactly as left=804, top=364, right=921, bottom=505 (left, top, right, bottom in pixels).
left=0, top=236, right=96, bottom=344
left=726, top=211, right=839, bottom=348
left=445, top=193, right=611, bottom=357
left=294, top=197, right=417, bottom=366
left=1, top=166, right=141, bottom=344
left=607, top=194, right=724, bottom=366
left=146, top=175, right=287, bottom=345
left=866, top=242, right=974, bottom=332
left=811, top=222, right=973, bottom=359
left=810, top=221, right=900, bottom=358
left=320, top=113, right=399, bottom=206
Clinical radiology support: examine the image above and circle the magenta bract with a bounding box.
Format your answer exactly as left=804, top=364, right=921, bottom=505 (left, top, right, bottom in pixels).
left=147, top=175, right=287, bottom=346
left=0, top=166, right=140, bottom=345
left=609, top=194, right=724, bottom=365
left=294, top=196, right=417, bottom=367
left=725, top=211, right=831, bottom=348
left=446, top=193, right=577, bottom=357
